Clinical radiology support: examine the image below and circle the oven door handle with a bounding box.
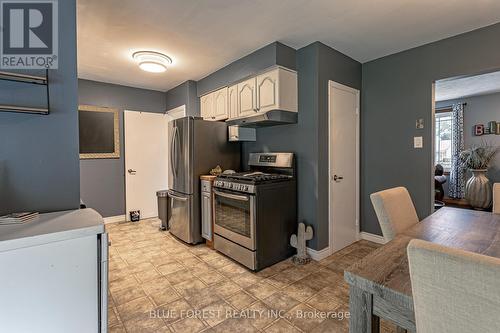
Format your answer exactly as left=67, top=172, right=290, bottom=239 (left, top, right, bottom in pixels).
left=213, top=189, right=249, bottom=201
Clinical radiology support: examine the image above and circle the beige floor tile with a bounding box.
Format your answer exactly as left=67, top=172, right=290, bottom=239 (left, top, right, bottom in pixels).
left=201, top=299, right=234, bottom=327
left=155, top=298, right=193, bottom=325
left=283, top=280, right=317, bottom=302
left=305, top=288, right=343, bottom=312
left=149, top=286, right=181, bottom=307
left=286, top=303, right=325, bottom=332
left=116, top=296, right=155, bottom=321
left=164, top=268, right=195, bottom=285
left=122, top=312, right=170, bottom=333
left=231, top=272, right=263, bottom=288
left=185, top=287, right=223, bottom=309
left=157, top=261, right=185, bottom=275
left=262, top=291, right=300, bottom=312
left=106, top=220, right=380, bottom=333
left=213, top=279, right=243, bottom=298
left=310, top=318, right=348, bottom=333
left=108, top=307, right=119, bottom=327
left=196, top=269, right=226, bottom=285
left=109, top=276, right=138, bottom=293
left=246, top=281, right=278, bottom=300
left=226, top=291, right=258, bottom=310
left=135, top=267, right=163, bottom=283
left=265, top=272, right=296, bottom=289
left=108, top=323, right=126, bottom=333
left=245, top=301, right=276, bottom=330
left=169, top=317, right=206, bottom=333
left=264, top=319, right=300, bottom=333
left=212, top=317, right=259, bottom=333
left=174, top=277, right=207, bottom=298
left=109, top=268, right=131, bottom=282
left=112, top=285, right=147, bottom=306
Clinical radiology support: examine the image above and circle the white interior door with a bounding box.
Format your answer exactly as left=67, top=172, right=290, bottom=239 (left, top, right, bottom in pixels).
left=329, top=81, right=360, bottom=252
left=125, top=111, right=170, bottom=221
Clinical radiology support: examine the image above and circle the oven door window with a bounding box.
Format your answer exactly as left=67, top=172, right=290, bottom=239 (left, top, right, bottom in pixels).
left=214, top=190, right=252, bottom=238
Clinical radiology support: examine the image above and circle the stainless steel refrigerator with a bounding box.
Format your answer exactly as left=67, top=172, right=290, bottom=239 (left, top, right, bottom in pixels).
left=167, top=116, right=240, bottom=244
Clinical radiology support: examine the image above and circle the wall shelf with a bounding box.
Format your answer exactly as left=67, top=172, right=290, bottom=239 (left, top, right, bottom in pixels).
left=0, top=70, right=50, bottom=115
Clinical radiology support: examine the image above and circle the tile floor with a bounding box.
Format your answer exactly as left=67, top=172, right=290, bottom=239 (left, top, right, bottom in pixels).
left=106, top=218, right=397, bottom=333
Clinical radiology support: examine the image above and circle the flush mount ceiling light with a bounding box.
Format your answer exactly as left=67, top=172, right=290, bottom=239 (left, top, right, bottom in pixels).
left=132, top=51, right=172, bottom=73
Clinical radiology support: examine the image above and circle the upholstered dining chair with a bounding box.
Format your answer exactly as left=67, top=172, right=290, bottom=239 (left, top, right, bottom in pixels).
left=407, top=239, right=500, bottom=333
left=494, top=183, right=500, bottom=214
left=370, top=187, right=419, bottom=242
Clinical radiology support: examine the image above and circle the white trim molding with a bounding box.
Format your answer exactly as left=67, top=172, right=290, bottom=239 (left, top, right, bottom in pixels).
left=307, top=246, right=332, bottom=261
left=103, top=215, right=126, bottom=224
left=359, top=232, right=387, bottom=245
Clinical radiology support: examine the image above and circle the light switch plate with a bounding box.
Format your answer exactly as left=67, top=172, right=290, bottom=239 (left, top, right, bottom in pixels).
left=414, top=136, right=423, bottom=148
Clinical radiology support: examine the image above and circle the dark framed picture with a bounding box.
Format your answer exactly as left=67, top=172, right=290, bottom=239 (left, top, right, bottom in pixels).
left=79, top=105, right=120, bottom=159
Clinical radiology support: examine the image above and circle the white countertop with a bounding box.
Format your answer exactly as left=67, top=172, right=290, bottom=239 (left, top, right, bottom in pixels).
left=0, top=208, right=105, bottom=252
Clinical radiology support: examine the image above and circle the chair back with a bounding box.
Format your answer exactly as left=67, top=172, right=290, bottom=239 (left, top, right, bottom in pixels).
left=494, top=183, right=500, bottom=214
left=370, top=187, right=418, bottom=241
left=408, top=239, right=500, bottom=333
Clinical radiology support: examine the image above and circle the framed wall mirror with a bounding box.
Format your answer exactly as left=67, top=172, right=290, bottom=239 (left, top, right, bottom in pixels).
left=79, top=105, right=120, bottom=159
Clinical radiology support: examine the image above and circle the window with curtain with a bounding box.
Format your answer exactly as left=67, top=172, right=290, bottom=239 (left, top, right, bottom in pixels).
left=435, top=111, right=453, bottom=171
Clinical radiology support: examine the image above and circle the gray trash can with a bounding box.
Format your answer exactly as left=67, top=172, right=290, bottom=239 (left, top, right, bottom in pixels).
left=157, top=190, right=169, bottom=230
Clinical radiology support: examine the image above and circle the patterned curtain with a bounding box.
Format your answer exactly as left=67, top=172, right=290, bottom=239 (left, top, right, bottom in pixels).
left=448, top=103, right=465, bottom=198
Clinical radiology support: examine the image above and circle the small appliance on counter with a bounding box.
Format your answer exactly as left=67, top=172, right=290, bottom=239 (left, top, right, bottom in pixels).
left=167, top=116, right=240, bottom=244
left=213, top=152, right=297, bottom=271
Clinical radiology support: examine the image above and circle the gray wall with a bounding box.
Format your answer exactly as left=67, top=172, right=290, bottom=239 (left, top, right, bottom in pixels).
left=78, top=79, right=166, bottom=217
left=196, top=42, right=296, bottom=96
left=244, top=42, right=362, bottom=250
left=0, top=0, right=79, bottom=215
left=165, top=80, right=199, bottom=116
left=436, top=92, right=500, bottom=186
left=362, top=23, right=500, bottom=235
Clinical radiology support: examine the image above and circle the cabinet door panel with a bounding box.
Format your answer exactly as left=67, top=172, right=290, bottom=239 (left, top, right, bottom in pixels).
left=200, top=93, right=214, bottom=120
left=213, top=88, right=228, bottom=120
left=201, top=192, right=212, bottom=240
left=237, top=78, right=256, bottom=117
left=228, top=85, right=238, bottom=119
left=257, top=69, right=279, bottom=112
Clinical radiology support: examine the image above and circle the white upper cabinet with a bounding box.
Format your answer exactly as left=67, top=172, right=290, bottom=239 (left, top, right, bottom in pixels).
left=200, top=87, right=229, bottom=121
left=237, top=77, right=257, bottom=117
left=257, top=67, right=297, bottom=113
left=213, top=87, right=228, bottom=120
left=256, top=69, right=279, bottom=112
left=200, top=66, right=297, bottom=122
left=228, top=84, right=238, bottom=119
left=200, top=93, right=214, bottom=120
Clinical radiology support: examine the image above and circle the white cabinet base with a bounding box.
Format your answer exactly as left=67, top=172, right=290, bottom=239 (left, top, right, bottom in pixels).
left=0, top=235, right=100, bottom=333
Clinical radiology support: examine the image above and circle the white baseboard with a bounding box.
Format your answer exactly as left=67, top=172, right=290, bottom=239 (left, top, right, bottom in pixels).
left=103, top=215, right=126, bottom=224
left=306, top=246, right=332, bottom=261
left=359, top=232, right=386, bottom=244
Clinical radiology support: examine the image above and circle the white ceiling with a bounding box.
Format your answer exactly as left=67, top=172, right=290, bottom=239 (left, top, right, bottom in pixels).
left=77, top=0, right=500, bottom=92
left=435, top=70, right=500, bottom=101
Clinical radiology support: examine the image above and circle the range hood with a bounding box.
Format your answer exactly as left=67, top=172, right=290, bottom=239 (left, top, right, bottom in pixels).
left=226, top=110, right=298, bottom=128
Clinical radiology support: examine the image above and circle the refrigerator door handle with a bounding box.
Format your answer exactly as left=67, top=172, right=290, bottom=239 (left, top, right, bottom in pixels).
left=170, top=127, right=177, bottom=178
left=174, top=126, right=180, bottom=177
left=168, top=191, right=188, bottom=201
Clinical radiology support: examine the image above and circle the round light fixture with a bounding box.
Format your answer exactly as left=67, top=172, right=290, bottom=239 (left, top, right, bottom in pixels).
left=132, top=51, right=172, bottom=73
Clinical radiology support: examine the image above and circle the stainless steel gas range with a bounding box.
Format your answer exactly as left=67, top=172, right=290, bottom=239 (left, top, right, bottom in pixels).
left=213, top=152, right=297, bottom=271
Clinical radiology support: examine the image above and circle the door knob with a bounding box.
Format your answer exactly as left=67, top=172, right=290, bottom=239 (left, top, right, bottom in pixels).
left=333, top=175, right=343, bottom=182
left=128, top=169, right=137, bottom=175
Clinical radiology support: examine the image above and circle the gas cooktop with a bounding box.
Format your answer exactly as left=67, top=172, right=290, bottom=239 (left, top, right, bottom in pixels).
left=218, top=171, right=292, bottom=184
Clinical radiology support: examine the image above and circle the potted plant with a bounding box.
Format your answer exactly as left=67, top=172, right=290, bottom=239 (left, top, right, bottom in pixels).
left=459, top=144, right=498, bottom=209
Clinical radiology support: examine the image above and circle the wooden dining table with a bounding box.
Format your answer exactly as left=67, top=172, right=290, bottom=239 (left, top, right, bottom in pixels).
left=344, top=207, right=500, bottom=333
